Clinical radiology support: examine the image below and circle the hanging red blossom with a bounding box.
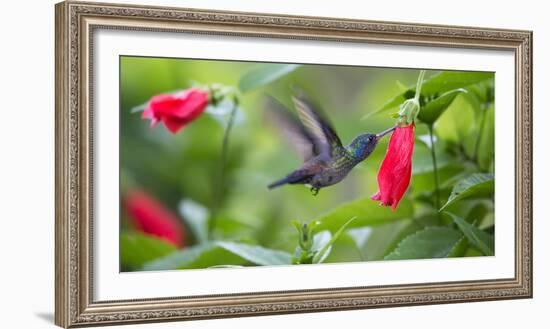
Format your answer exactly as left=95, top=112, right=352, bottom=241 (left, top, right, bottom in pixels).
left=124, top=189, right=185, bottom=247
left=371, top=124, right=415, bottom=210
left=142, top=88, right=209, bottom=134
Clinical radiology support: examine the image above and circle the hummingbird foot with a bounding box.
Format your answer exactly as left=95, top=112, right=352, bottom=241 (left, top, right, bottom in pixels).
left=310, top=186, right=320, bottom=196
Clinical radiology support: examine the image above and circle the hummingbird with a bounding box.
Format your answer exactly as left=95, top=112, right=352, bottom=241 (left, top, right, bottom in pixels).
left=266, top=92, right=396, bottom=195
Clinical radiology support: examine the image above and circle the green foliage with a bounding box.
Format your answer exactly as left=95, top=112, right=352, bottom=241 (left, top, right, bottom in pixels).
left=144, top=241, right=292, bottom=270
left=290, top=218, right=356, bottom=264
left=355, top=220, right=413, bottom=261
left=417, top=89, right=466, bottom=125
left=420, top=71, right=494, bottom=95
left=479, top=212, right=495, bottom=230
left=314, top=197, right=413, bottom=233
left=385, top=227, right=463, bottom=260
left=120, top=233, right=177, bottom=271
left=447, top=236, right=470, bottom=258
left=143, top=243, right=243, bottom=270
left=239, top=64, right=300, bottom=93
left=291, top=220, right=318, bottom=263
left=475, top=106, right=495, bottom=170
left=371, top=71, right=493, bottom=116
left=310, top=231, right=332, bottom=263
left=130, top=102, right=147, bottom=114
left=119, top=57, right=495, bottom=271
left=440, top=173, right=494, bottom=211
left=178, top=199, right=209, bottom=244
left=445, top=212, right=494, bottom=256
left=434, top=95, right=477, bottom=148
left=312, top=217, right=357, bottom=264
left=216, top=241, right=293, bottom=265
left=412, top=140, right=454, bottom=175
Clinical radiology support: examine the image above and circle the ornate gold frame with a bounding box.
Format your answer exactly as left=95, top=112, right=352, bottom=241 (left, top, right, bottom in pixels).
left=55, top=1, right=533, bottom=327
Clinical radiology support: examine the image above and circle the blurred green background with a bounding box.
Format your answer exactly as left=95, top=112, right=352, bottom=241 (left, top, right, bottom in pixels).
left=120, top=56, right=495, bottom=272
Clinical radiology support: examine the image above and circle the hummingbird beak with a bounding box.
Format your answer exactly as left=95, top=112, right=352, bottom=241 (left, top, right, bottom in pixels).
left=376, top=125, right=397, bottom=140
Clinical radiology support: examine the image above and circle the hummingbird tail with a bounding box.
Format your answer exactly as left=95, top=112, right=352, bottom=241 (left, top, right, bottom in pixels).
left=267, top=177, right=292, bottom=189
left=268, top=170, right=312, bottom=190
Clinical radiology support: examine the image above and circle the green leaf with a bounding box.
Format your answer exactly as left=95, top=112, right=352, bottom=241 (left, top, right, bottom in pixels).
left=143, top=243, right=238, bottom=270
left=120, top=232, right=177, bottom=271
left=130, top=102, right=147, bottom=113
left=239, top=64, right=300, bottom=93
left=476, top=106, right=495, bottom=171
left=314, top=197, right=413, bottom=233
left=363, top=220, right=415, bottom=261
left=440, top=173, right=494, bottom=211
left=313, top=217, right=357, bottom=264
left=323, top=233, right=365, bottom=263
left=208, top=265, right=245, bottom=269
left=420, top=71, right=493, bottom=95
left=465, top=203, right=489, bottom=224
left=465, top=248, right=484, bottom=257
left=479, top=212, right=495, bottom=230
left=412, top=141, right=453, bottom=175
left=311, top=231, right=332, bottom=253
left=447, top=236, right=469, bottom=257
left=178, top=199, right=209, bottom=244
left=433, top=96, right=476, bottom=146
left=369, top=71, right=493, bottom=117
left=384, top=227, right=463, bottom=260
left=211, top=217, right=256, bottom=240
left=445, top=212, right=494, bottom=256
left=143, top=241, right=292, bottom=270
left=216, top=241, right=292, bottom=266
left=417, top=89, right=466, bottom=125
left=347, top=227, right=372, bottom=250
left=463, top=80, right=494, bottom=111
left=395, top=80, right=409, bottom=92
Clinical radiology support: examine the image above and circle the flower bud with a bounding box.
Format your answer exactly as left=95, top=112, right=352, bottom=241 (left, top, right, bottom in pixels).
left=141, top=88, right=209, bottom=134
left=124, top=189, right=185, bottom=247
left=397, top=98, right=420, bottom=126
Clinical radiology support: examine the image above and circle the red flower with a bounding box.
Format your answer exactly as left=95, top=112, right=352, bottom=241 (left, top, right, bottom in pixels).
left=142, top=88, right=209, bottom=134
left=371, top=124, right=415, bottom=210
left=124, top=189, right=185, bottom=247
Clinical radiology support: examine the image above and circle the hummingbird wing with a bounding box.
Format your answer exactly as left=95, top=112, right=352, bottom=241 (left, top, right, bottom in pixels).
left=264, top=96, right=318, bottom=161
left=291, top=93, right=343, bottom=159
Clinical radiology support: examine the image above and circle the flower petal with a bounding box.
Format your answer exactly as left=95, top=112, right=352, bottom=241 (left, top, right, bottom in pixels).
left=140, top=88, right=209, bottom=134
left=161, top=115, right=189, bottom=134
left=372, top=124, right=415, bottom=210
left=125, top=189, right=185, bottom=247
left=170, top=89, right=209, bottom=119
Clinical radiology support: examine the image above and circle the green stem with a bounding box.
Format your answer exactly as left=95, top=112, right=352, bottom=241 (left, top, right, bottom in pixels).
left=209, top=101, right=238, bottom=238
left=397, top=70, right=426, bottom=125
left=413, top=70, right=440, bottom=214
left=414, top=70, right=426, bottom=102
left=428, top=125, right=441, bottom=213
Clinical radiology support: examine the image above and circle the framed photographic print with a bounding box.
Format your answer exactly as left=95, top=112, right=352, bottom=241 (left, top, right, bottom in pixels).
left=55, top=1, right=533, bottom=327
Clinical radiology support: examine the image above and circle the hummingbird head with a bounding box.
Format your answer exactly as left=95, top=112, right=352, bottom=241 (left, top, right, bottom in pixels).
left=348, top=126, right=396, bottom=161
left=348, top=133, right=379, bottom=160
